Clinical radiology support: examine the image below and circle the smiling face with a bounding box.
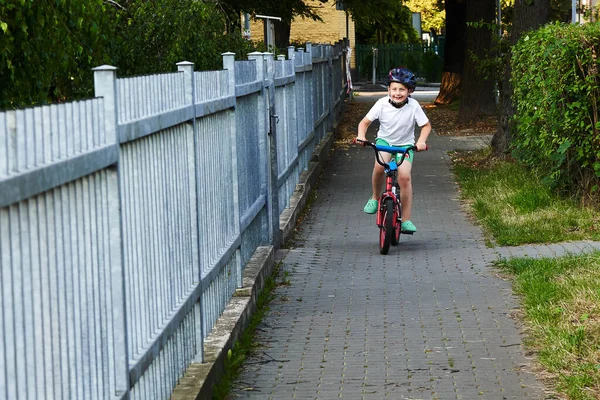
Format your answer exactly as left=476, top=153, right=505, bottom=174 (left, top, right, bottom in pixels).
left=388, top=81, right=411, bottom=103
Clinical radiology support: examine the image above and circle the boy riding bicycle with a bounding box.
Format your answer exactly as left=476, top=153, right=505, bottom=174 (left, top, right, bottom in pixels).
left=355, top=67, right=432, bottom=234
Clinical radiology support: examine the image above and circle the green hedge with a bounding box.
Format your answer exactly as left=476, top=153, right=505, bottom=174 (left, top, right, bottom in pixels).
left=511, top=22, right=600, bottom=199
left=0, top=0, right=259, bottom=110
left=0, top=0, right=115, bottom=109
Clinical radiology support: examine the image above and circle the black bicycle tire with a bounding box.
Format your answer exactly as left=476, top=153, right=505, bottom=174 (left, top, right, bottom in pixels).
left=391, top=199, right=402, bottom=246
left=380, top=198, right=394, bottom=255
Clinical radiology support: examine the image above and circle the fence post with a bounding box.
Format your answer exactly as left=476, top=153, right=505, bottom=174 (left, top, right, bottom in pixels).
left=247, top=52, right=271, bottom=247
left=221, top=52, right=239, bottom=230
left=222, top=52, right=236, bottom=98
left=305, top=42, right=313, bottom=130
left=295, top=47, right=307, bottom=152
left=372, top=48, right=378, bottom=85
left=288, top=46, right=295, bottom=60
left=222, top=52, right=245, bottom=289
left=176, top=61, right=207, bottom=362
left=91, top=64, right=130, bottom=397
left=248, top=52, right=268, bottom=141
left=264, top=52, right=281, bottom=248
left=93, top=65, right=119, bottom=144
left=176, top=61, right=195, bottom=105
left=327, top=45, right=334, bottom=131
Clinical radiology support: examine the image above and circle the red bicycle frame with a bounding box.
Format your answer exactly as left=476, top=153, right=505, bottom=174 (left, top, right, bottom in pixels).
left=356, top=139, right=420, bottom=254
left=376, top=179, right=399, bottom=227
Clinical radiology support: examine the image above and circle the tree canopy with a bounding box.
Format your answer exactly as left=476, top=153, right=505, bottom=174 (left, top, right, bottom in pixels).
left=0, top=0, right=258, bottom=109
left=0, top=0, right=115, bottom=106
left=116, top=0, right=256, bottom=76
left=346, top=0, right=418, bottom=44
left=219, top=0, right=327, bottom=26
left=404, top=0, right=445, bottom=33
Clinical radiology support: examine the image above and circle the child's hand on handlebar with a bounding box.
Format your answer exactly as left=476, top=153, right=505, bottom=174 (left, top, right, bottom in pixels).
left=416, top=142, right=428, bottom=151
left=354, top=137, right=367, bottom=146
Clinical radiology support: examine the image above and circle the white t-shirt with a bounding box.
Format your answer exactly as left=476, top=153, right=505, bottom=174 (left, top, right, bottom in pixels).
left=365, top=96, right=429, bottom=146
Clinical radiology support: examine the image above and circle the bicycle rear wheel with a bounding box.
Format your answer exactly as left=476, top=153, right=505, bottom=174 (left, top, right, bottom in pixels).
left=379, top=198, right=395, bottom=255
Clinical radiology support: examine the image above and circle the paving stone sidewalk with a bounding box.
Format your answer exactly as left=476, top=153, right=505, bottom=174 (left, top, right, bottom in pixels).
left=229, top=105, right=600, bottom=399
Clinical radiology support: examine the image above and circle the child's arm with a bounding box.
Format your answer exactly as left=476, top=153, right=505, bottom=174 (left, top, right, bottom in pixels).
left=416, top=121, right=431, bottom=151
left=356, top=117, right=372, bottom=142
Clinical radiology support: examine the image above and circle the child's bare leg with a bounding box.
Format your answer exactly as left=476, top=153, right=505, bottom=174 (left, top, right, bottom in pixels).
left=371, top=152, right=391, bottom=199
left=371, top=161, right=385, bottom=199
left=398, top=161, right=413, bottom=220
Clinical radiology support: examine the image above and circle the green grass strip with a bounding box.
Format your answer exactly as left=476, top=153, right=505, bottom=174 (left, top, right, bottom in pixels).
left=451, top=149, right=600, bottom=246
left=497, top=253, right=600, bottom=399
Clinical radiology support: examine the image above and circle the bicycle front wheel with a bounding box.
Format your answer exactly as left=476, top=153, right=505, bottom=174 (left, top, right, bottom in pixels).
left=379, top=198, right=395, bottom=255
left=391, top=199, right=402, bottom=246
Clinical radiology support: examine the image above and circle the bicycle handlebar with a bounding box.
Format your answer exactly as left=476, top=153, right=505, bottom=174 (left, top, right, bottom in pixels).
left=354, top=139, right=426, bottom=169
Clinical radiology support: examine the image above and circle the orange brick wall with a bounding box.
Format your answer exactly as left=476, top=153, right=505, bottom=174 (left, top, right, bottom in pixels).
left=247, top=1, right=356, bottom=67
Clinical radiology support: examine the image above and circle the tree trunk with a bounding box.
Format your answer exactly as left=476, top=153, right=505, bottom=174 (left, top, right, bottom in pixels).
left=457, top=0, right=496, bottom=124
left=435, top=0, right=466, bottom=104
left=492, top=0, right=551, bottom=156
left=435, top=72, right=461, bottom=105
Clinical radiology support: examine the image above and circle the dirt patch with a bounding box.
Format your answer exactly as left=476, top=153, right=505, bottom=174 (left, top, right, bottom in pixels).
left=334, top=99, right=374, bottom=147
left=423, top=103, right=496, bottom=136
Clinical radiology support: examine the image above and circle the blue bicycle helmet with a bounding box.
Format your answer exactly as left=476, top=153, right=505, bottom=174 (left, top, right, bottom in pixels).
left=387, top=67, right=417, bottom=90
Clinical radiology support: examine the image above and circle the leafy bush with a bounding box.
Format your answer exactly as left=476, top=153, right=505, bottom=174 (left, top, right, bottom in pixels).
left=0, top=0, right=260, bottom=110
left=0, top=0, right=115, bottom=109
left=421, top=51, right=442, bottom=82
left=511, top=22, right=600, bottom=200
left=116, top=0, right=259, bottom=77
left=402, top=51, right=421, bottom=77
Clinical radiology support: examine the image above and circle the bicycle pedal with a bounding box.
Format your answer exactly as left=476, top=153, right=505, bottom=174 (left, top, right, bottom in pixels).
left=401, top=230, right=414, bottom=235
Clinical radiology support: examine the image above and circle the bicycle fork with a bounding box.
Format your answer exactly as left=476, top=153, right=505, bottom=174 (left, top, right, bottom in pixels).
left=376, top=183, right=401, bottom=227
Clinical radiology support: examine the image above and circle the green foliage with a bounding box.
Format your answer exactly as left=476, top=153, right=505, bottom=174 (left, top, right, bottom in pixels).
left=0, top=0, right=115, bottom=108
left=511, top=22, right=600, bottom=200
left=465, top=20, right=509, bottom=85
left=221, top=0, right=326, bottom=26
left=351, top=0, right=418, bottom=44
left=580, top=2, right=600, bottom=23
left=421, top=51, right=442, bottom=82
left=404, top=0, right=445, bottom=33
left=462, top=0, right=571, bottom=95
left=116, top=0, right=258, bottom=77
left=0, top=0, right=260, bottom=110
left=552, top=0, right=577, bottom=22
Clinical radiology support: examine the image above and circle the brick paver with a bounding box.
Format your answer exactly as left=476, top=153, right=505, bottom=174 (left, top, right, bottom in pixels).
left=229, top=98, right=597, bottom=399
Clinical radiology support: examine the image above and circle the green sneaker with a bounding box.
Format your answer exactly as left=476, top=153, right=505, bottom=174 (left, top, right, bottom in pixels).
left=363, top=198, right=378, bottom=214
left=401, top=220, right=417, bottom=234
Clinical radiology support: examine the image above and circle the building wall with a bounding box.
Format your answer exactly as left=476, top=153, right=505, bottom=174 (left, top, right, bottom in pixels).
left=248, top=1, right=356, bottom=67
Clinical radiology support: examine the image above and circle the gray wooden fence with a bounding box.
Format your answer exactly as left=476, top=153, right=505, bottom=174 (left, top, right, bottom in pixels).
left=0, top=40, right=348, bottom=400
